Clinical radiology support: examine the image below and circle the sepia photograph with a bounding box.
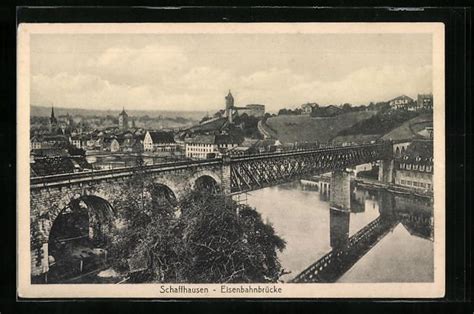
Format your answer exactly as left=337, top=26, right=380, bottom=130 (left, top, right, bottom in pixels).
left=17, top=23, right=445, bottom=298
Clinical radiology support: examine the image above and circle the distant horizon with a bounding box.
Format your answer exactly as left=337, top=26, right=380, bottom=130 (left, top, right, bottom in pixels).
left=31, top=104, right=207, bottom=113
left=31, top=90, right=426, bottom=115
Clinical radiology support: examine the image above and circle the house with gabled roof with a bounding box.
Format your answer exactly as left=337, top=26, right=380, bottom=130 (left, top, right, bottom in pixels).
left=143, top=131, right=177, bottom=152
left=185, top=134, right=241, bottom=159
left=388, top=95, right=414, bottom=110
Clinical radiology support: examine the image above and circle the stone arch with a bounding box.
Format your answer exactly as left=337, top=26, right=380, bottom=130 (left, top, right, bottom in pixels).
left=193, top=175, right=221, bottom=194
left=149, top=182, right=179, bottom=208
left=189, top=171, right=222, bottom=192
left=44, top=194, right=115, bottom=280
left=48, top=196, right=114, bottom=241
left=151, top=178, right=181, bottom=201
left=34, top=190, right=82, bottom=247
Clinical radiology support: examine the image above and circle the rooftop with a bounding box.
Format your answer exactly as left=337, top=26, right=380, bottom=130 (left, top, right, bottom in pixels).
left=397, top=140, right=433, bottom=164
left=146, top=131, right=176, bottom=144
left=185, top=134, right=242, bottom=145
left=389, top=95, right=414, bottom=102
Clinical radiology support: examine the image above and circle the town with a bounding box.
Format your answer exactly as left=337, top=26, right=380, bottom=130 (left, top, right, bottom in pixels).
left=30, top=91, right=434, bottom=194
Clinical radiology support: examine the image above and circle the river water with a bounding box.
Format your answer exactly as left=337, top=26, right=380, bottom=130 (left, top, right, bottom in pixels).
left=244, top=181, right=434, bottom=283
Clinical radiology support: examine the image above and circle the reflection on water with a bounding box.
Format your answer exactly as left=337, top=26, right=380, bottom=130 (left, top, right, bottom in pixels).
left=245, top=181, right=434, bottom=283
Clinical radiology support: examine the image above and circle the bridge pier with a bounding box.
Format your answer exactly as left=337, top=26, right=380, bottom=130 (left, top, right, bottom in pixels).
left=330, top=170, right=351, bottom=211
left=378, top=190, right=395, bottom=217
left=330, top=208, right=350, bottom=249
left=221, top=154, right=232, bottom=195
left=378, top=159, right=394, bottom=184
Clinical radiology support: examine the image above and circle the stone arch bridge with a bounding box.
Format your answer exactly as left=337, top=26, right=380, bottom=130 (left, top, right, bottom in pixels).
left=30, top=142, right=393, bottom=277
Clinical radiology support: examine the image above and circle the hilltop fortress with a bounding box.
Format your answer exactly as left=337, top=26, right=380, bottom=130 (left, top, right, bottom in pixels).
left=224, top=90, right=265, bottom=123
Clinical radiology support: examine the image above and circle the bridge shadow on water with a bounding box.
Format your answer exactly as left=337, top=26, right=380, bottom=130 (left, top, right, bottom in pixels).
left=290, top=190, right=433, bottom=283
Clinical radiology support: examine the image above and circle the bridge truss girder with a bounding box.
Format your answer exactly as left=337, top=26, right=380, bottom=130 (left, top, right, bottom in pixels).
left=229, top=144, right=391, bottom=193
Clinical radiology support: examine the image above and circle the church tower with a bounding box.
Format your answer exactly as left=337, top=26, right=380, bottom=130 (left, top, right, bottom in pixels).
left=118, top=107, right=129, bottom=130
left=49, top=105, right=58, bottom=133
left=225, top=90, right=234, bottom=124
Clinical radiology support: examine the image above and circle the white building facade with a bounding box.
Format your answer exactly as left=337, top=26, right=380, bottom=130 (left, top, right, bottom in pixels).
left=185, top=134, right=240, bottom=159
left=143, top=131, right=177, bottom=152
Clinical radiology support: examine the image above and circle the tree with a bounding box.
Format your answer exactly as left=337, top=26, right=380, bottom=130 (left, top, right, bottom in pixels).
left=342, top=103, right=352, bottom=111
left=109, top=176, right=286, bottom=283
left=175, top=193, right=285, bottom=283
left=294, top=108, right=303, bottom=115
left=278, top=108, right=289, bottom=115
left=66, top=144, right=85, bottom=156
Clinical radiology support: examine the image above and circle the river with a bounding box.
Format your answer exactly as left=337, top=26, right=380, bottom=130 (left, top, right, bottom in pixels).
left=244, top=180, right=434, bottom=283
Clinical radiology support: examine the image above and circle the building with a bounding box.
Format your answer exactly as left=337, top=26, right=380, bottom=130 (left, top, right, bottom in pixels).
left=350, top=163, right=373, bottom=177
left=118, top=108, right=129, bottom=130
left=388, top=95, right=414, bottom=110
left=85, top=135, right=102, bottom=151
left=143, top=131, right=177, bottom=152
left=215, top=134, right=241, bottom=153
left=30, top=134, right=70, bottom=150
left=49, top=106, right=59, bottom=133
left=70, top=135, right=89, bottom=149
left=394, top=140, right=433, bottom=192
left=185, top=135, right=216, bottom=159
left=118, top=133, right=143, bottom=153
left=417, top=126, right=433, bottom=140
left=417, top=94, right=433, bottom=110
left=237, top=104, right=266, bottom=118
left=185, top=134, right=241, bottom=159
left=301, top=103, right=319, bottom=114
left=103, top=138, right=120, bottom=152
left=230, top=138, right=280, bottom=155
left=30, top=136, right=43, bottom=150
left=122, top=138, right=143, bottom=153
left=225, top=90, right=234, bottom=124
left=223, top=90, right=266, bottom=122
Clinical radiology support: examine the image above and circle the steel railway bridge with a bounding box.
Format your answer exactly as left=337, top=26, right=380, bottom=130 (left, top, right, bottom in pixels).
left=29, top=142, right=393, bottom=277
left=31, top=142, right=393, bottom=193
left=228, top=142, right=391, bottom=193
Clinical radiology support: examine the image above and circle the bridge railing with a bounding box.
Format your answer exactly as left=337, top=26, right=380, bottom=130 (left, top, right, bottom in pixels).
left=229, top=141, right=392, bottom=162
left=30, top=158, right=223, bottom=187
left=30, top=142, right=392, bottom=186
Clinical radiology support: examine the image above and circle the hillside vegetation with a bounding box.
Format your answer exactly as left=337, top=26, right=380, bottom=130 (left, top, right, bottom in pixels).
left=264, top=110, right=377, bottom=144
left=332, top=112, right=433, bottom=144
left=381, top=113, right=433, bottom=141
left=337, top=110, right=421, bottom=136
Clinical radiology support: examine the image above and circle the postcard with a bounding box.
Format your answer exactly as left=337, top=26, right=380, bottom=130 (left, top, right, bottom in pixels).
left=17, top=22, right=445, bottom=298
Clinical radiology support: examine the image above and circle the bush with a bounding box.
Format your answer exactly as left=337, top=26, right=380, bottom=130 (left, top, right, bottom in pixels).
left=109, top=176, right=286, bottom=283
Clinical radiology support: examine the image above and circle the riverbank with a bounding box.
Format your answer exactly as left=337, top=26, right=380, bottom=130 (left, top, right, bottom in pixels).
left=300, top=176, right=433, bottom=199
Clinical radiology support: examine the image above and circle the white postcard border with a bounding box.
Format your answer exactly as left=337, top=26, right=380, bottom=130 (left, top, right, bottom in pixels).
left=17, top=22, right=445, bottom=299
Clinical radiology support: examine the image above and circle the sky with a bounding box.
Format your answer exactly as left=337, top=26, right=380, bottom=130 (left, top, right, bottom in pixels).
left=30, top=33, right=433, bottom=113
